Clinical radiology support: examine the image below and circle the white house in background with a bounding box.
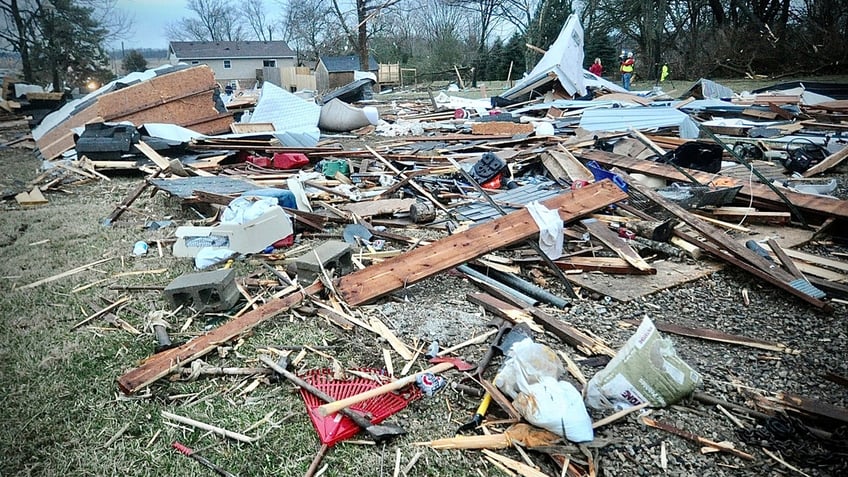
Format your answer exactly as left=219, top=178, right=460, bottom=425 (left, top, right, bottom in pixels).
left=168, top=41, right=296, bottom=89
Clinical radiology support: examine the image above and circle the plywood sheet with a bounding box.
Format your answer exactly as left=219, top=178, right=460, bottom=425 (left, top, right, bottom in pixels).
left=566, top=225, right=813, bottom=301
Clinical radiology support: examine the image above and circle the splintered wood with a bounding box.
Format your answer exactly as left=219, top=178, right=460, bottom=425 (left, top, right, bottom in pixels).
left=336, top=180, right=628, bottom=306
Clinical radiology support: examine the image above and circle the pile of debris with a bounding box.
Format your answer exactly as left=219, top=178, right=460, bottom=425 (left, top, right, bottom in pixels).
left=6, top=15, right=848, bottom=477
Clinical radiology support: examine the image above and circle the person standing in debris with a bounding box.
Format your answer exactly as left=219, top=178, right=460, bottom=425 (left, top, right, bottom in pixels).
left=661, top=63, right=670, bottom=83
left=589, top=58, right=603, bottom=77
left=620, top=52, right=635, bottom=90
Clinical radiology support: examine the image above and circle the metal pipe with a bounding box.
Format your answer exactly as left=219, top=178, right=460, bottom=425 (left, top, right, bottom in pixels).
left=456, top=265, right=538, bottom=306
left=483, top=267, right=571, bottom=309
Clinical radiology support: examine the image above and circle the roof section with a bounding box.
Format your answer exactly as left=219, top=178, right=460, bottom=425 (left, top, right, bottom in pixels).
left=170, top=41, right=295, bottom=59
left=320, top=55, right=378, bottom=72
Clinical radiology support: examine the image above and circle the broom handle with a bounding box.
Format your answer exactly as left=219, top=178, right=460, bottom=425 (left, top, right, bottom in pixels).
left=316, top=361, right=455, bottom=416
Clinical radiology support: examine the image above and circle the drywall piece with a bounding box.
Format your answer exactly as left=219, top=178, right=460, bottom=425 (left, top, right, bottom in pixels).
left=336, top=180, right=628, bottom=306
left=173, top=206, right=293, bottom=257
left=247, top=82, right=320, bottom=147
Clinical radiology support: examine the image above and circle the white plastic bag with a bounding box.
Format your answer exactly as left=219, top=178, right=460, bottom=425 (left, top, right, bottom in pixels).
left=494, top=338, right=563, bottom=400
left=585, top=316, right=701, bottom=411
left=514, top=376, right=594, bottom=443
left=221, top=197, right=279, bottom=225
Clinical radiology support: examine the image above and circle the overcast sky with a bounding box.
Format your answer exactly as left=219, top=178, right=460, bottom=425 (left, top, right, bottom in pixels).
left=111, top=0, right=194, bottom=51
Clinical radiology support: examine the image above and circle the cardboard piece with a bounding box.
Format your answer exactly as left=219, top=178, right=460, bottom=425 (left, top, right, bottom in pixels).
left=173, top=207, right=292, bottom=257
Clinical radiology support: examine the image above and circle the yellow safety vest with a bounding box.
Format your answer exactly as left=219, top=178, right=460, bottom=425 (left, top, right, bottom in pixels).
left=621, top=62, right=634, bottom=73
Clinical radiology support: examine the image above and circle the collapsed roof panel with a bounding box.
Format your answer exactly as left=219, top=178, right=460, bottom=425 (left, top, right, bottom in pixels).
left=33, top=65, right=229, bottom=160
left=500, top=14, right=586, bottom=100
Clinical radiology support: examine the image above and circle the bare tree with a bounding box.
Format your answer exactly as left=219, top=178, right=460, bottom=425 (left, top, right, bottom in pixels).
left=244, top=0, right=273, bottom=41
left=166, top=0, right=247, bottom=42
left=329, top=0, right=403, bottom=71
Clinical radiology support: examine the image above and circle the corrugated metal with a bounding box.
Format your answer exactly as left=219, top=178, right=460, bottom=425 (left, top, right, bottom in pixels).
left=455, top=181, right=562, bottom=222
left=579, top=106, right=700, bottom=138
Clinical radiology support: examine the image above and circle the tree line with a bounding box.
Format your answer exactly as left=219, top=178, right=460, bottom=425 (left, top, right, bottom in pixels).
left=1, top=0, right=846, bottom=92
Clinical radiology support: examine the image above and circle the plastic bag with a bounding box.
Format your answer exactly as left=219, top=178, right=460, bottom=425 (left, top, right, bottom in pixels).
left=585, top=316, right=701, bottom=411
left=221, top=197, right=279, bottom=225
left=514, top=376, right=594, bottom=443
left=494, top=338, right=563, bottom=400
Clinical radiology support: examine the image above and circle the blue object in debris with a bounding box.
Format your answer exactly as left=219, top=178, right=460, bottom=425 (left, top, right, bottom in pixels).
left=586, top=161, right=628, bottom=192
left=240, top=189, right=297, bottom=209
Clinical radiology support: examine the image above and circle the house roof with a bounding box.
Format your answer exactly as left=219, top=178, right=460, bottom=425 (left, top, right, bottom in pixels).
left=320, top=55, right=378, bottom=73
left=169, top=41, right=295, bottom=59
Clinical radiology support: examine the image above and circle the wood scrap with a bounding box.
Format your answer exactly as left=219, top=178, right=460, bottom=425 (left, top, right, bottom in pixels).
left=622, top=319, right=798, bottom=354
left=15, top=187, right=48, bottom=206
left=118, top=282, right=323, bottom=394
left=17, top=256, right=114, bottom=290
left=336, top=180, right=628, bottom=306
left=641, top=417, right=754, bottom=460
left=802, top=144, right=848, bottom=177
left=613, top=168, right=832, bottom=311
left=581, top=218, right=654, bottom=273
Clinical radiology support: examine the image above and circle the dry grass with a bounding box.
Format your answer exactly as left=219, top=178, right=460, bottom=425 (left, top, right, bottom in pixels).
left=0, top=146, right=498, bottom=476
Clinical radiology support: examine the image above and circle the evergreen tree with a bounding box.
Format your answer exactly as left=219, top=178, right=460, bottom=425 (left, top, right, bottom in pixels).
left=486, top=37, right=505, bottom=81
left=32, top=0, right=111, bottom=91
left=584, top=31, right=616, bottom=76
left=504, top=32, right=527, bottom=81
left=526, top=0, right=572, bottom=67
left=122, top=50, right=148, bottom=73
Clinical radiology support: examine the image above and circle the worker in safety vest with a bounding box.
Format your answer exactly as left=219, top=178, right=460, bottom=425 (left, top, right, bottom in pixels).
left=620, top=52, right=635, bottom=90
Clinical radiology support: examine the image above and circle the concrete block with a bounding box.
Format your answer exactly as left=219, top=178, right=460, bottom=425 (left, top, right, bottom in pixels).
left=163, top=268, right=239, bottom=312
left=294, top=241, right=353, bottom=285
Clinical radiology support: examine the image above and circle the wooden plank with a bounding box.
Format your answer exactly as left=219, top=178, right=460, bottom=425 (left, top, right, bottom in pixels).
left=623, top=319, right=797, bottom=354
left=117, top=282, right=323, bottom=394
left=230, top=122, right=274, bottom=134
left=802, top=144, right=848, bottom=177
left=581, top=218, right=654, bottom=272
left=614, top=168, right=832, bottom=311
left=554, top=256, right=654, bottom=274
left=134, top=141, right=172, bottom=170
left=774, top=392, right=848, bottom=424
left=339, top=198, right=416, bottom=217
left=704, top=208, right=790, bottom=225
left=579, top=149, right=848, bottom=222
left=467, top=293, right=615, bottom=357
left=541, top=149, right=593, bottom=182
left=336, top=180, right=628, bottom=306
left=783, top=248, right=848, bottom=273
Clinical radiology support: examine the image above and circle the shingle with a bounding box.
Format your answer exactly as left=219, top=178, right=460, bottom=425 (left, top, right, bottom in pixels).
left=170, top=41, right=295, bottom=59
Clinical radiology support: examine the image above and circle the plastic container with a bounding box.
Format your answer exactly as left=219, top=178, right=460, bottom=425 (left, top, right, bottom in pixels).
left=132, top=241, right=149, bottom=256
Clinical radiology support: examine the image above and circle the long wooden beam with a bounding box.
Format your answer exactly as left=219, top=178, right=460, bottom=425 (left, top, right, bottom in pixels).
left=336, top=180, right=628, bottom=306
left=578, top=149, right=848, bottom=222
left=117, top=282, right=323, bottom=394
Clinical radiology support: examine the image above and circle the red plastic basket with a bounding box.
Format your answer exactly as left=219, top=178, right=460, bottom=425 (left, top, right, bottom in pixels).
left=299, top=368, right=420, bottom=446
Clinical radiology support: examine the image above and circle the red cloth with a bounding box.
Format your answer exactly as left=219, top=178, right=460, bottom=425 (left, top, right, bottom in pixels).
left=589, top=63, right=603, bottom=76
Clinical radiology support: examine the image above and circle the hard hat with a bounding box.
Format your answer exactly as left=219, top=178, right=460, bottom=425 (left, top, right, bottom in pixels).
left=627, top=52, right=634, bottom=58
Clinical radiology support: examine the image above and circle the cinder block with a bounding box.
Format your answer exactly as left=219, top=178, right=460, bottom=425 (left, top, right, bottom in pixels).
left=163, top=268, right=239, bottom=312
left=295, top=241, right=353, bottom=285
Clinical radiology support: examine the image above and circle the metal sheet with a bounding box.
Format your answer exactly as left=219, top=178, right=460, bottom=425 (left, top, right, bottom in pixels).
left=455, top=181, right=561, bottom=222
